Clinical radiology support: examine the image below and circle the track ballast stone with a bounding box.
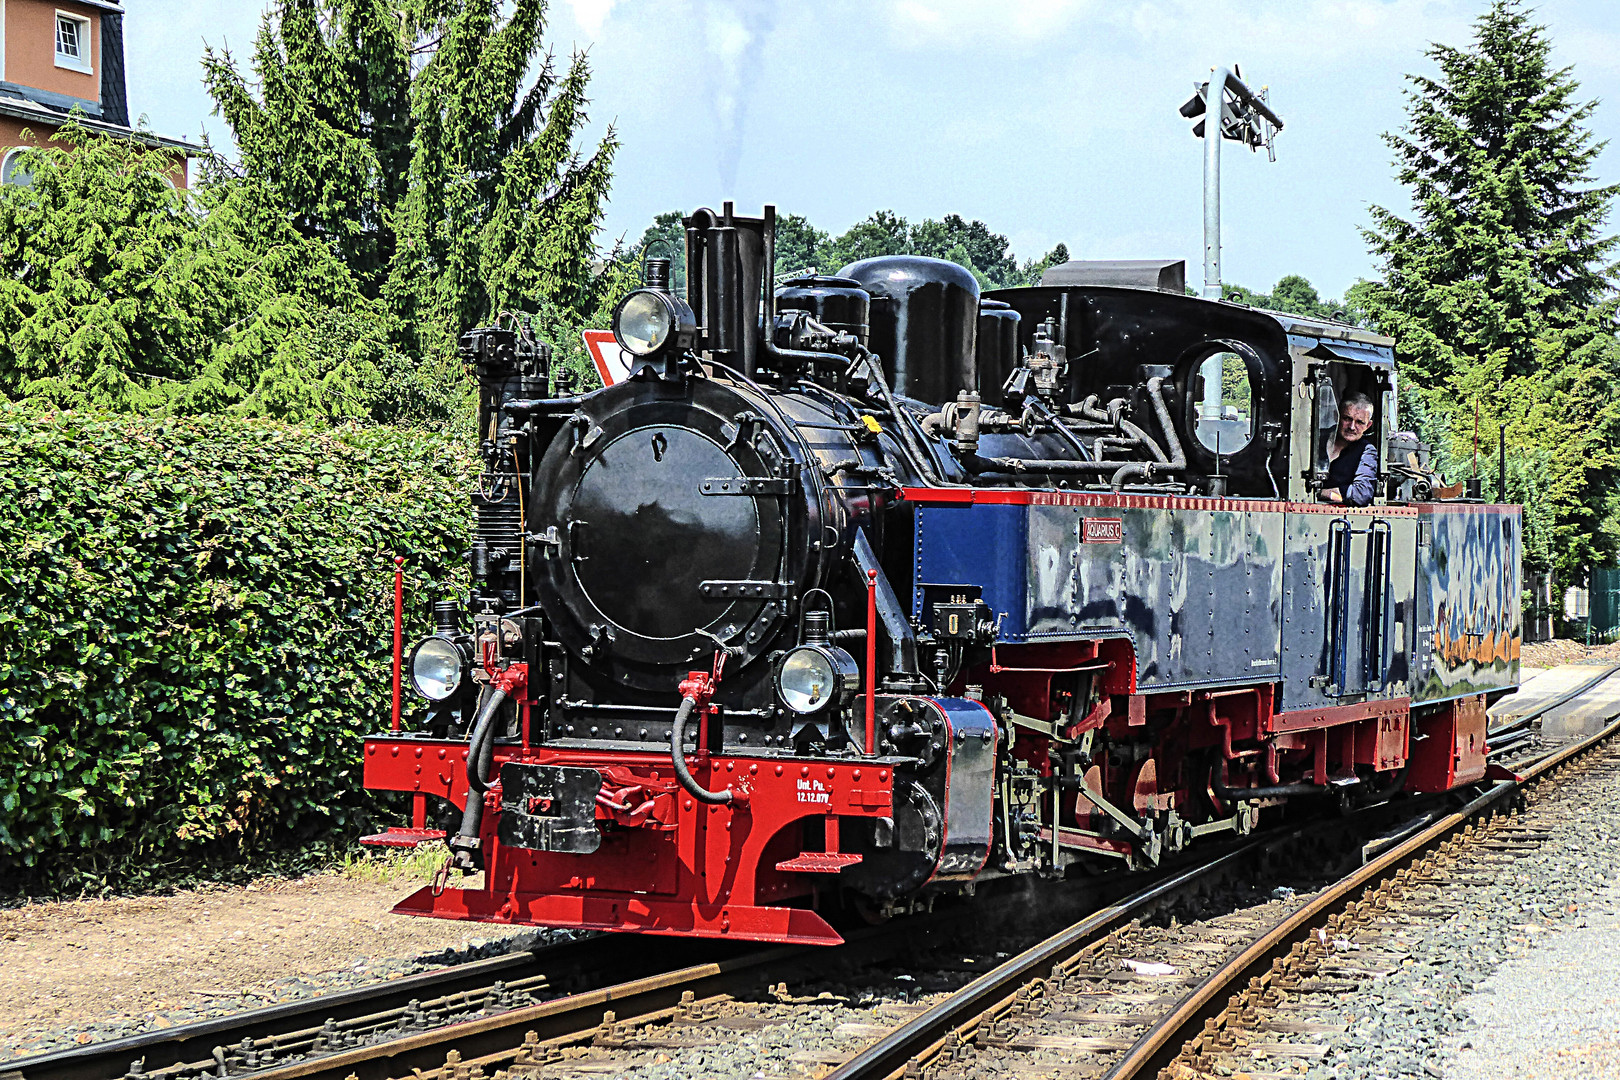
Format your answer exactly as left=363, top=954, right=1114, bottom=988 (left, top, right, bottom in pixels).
left=1289, top=751, right=1620, bottom=1080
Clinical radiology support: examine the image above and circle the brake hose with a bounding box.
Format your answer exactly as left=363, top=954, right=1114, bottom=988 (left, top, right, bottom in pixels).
left=669, top=695, right=735, bottom=805
left=448, top=685, right=507, bottom=856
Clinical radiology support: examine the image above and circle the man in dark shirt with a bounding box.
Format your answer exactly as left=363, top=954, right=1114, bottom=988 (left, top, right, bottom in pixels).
left=1321, top=393, right=1378, bottom=506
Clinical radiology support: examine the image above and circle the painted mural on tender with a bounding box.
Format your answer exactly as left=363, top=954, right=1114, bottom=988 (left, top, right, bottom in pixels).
left=1413, top=506, right=1522, bottom=703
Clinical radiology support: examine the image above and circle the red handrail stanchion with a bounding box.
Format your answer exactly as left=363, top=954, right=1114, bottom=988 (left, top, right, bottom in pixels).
left=865, top=568, right=878, bottom=755
left=391, top=555, right=405, bottom=731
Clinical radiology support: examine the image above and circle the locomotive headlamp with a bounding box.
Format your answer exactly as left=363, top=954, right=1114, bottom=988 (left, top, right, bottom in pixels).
left=409, top=635, right=466, bottom=701
left=776, top=643, right=859, bottom=715
left=612, top=288, right=696, bottom=357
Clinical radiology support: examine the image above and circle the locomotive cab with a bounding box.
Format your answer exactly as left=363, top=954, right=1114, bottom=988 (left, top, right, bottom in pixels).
left=359, top=205, right=1520, bottom=946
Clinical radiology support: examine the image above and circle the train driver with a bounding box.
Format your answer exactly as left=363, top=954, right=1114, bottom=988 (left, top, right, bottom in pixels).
left=1319, top=393, right=1378, bottom=506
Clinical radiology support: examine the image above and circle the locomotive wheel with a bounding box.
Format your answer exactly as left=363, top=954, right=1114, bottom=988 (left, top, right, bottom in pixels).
left=849, top=892, right=892, bottom=926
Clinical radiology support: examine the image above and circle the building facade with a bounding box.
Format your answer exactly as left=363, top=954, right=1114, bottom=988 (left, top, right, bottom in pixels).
left=0, top=0, right=198, bottom=186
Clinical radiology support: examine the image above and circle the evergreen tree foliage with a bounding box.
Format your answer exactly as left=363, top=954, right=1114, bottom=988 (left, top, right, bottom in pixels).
left=1358, top=0, right=1620, bottom=580
left=1223, top=275, right=1341, bottom=319
left=201, top=0, right=410, bottom=293
left=204, top=0, right=625, bottom=359
left=638, top=207, right=1068, bottom=292
left=0, top=127, right=455, bottom=425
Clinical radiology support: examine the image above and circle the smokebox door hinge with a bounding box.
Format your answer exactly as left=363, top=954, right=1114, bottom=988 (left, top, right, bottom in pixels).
left=700, top=580, right=790, bottom=599
left=701, top=476, right=793, bottom=496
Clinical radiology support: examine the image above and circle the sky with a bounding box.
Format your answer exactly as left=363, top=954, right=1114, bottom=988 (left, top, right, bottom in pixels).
left=127, top=0, right=1620, bottom=302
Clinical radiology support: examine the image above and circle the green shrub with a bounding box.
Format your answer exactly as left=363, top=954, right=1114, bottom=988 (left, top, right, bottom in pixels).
left=0, top=405, right=474, bottom=893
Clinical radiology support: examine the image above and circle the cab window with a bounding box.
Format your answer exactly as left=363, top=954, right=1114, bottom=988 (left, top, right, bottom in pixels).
left=1192, top=350, right=1253, bottom=455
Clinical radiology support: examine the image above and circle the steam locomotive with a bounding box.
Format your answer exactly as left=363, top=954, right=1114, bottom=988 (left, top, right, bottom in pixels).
left=361, top=203, right=1521, bottom=945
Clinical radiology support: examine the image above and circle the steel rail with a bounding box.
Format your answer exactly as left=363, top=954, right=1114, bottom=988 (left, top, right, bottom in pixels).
left=828, top=705, right=1620, bottom=1080
left=245, top=945, right=810, bottom=1080
left=5, top=855, right=1199, bottom=1080
left=4, top=945, right=562, bottom=1080
left=1486, top=661, right=1620, bottom=740
left=820, top=841, right=1265, bottom=1080
left=1097, top=710, right=1620, bottom=1080
left=162, top=899, right=990, bottom=1080
left=4, top=932, right=742, bottom=1080
left=347, top=820, right=1392, bottom=1080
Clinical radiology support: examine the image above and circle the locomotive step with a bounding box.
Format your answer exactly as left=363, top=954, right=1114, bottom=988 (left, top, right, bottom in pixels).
left=775, top=852, right=865, bottom=872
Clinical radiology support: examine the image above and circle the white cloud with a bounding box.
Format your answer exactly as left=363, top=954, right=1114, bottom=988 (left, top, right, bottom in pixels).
left=569, top=0, right=620, bottom=35
left=885, top=0, right=1097, bottom=43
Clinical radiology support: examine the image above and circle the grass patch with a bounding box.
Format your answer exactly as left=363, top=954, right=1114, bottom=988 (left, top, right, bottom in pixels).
left=339, top=841, right=449, bottom=885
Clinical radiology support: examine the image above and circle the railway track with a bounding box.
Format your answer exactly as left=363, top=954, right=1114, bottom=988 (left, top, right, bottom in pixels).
left=10, top=667, right=1613, bottom=1080
left=4, top=871, right=1107, bottom=1080
left=829, top=700, right=1620, bottom=1080
left=0, top=932, right=741, bottom=1080
left=0, top=813, right=1408, bottom=1080
left=1486, top=661, right=1620, bottom=763
left=2, top=824, right=1351, bottom=1080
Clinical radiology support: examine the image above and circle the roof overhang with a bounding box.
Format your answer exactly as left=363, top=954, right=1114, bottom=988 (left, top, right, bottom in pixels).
left=1303, top=339, right=1396, bottom=370
left=0, top=95, right=203, bottom=154
left=1041, top=259, right=1187, bottom=293
left=1267, top=310, right=1394, bottom=348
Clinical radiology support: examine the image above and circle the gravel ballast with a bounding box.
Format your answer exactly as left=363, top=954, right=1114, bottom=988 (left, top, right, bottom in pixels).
left=1289, top=748, right=1620, bottom=1080
left=1443, top=880, right=1620, bottom=1079
left=0, top=871, right=560, bottom=1060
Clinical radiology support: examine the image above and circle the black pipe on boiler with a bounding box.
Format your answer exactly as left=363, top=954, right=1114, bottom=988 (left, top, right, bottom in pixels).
left=447, top=685, right=508, bottom=869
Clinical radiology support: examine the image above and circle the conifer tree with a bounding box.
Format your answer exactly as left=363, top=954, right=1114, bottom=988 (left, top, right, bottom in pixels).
left=1359, top=0, right=1620, bottom=579
left=204, top=0, right=623, bottom=358
left=0, top=125, right=455, bottom=424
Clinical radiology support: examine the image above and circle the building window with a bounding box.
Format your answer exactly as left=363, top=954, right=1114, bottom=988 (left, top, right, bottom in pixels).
left=55, top=13, right=92, bottom=73
left=2, top=149, right=33, bottom=188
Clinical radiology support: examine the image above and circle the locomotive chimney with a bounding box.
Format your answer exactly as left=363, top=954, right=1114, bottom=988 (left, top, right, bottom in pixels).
left=684, top=203, right=768, bottom=376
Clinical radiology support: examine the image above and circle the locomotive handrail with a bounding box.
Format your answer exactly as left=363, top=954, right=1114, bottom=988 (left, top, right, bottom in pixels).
left=862, top=351, right=952, bottom=486
left=1364, top=518, right=1393, bottom=688
left=987, top=646, right=1112, bottom=674
left=1324, top=517, right=1353, bottom=694
left=501, top=393, right=600, bottom=412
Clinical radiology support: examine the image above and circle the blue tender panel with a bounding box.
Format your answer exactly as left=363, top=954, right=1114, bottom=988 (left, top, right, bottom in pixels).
left=912, top=503, right=1031, bottom=638
left=912, top=497, right=1285, bottom=691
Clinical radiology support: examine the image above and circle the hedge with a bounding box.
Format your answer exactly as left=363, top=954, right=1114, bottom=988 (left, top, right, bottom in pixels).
left=0, top=405, right=475, bottom=891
